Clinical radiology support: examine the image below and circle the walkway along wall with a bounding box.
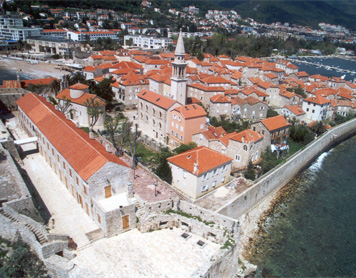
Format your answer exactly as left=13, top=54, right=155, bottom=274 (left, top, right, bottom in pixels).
left=217, top=118, right=356, bottom=219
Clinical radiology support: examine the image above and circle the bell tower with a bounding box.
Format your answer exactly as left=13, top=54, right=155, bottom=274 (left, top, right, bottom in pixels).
left=171, top=30, right=187, bottom=105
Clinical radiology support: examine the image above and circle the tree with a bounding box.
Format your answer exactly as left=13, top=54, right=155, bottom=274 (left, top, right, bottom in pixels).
left=85, top=98, right=104, bottom=129
left=26, top=84, right=48, bottom=95
left=104, top=114, right=121, bottom=151
left=125, top=123, right=141, bottom=168
left=289, top=124, right=314, bottom=145
left=49, top=79, right=60, bottom=96
left=155, top=147, right=173, bottom=183
left=173, top=142, right=197, bottom=154
left=267, top=108, right=279, bottom=118
left=310, top=121, right=327, bottom=136
left=90, top=77, right=115, bottom=103
left=244, top=160, right=256, bottom=181
left=57, top=96, right=73, bottom=114
left=70, top=72, right=86, bottom=85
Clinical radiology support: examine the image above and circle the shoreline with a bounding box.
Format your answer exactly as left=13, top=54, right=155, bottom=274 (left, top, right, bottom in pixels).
left=0, top=57, right=65, bottom=80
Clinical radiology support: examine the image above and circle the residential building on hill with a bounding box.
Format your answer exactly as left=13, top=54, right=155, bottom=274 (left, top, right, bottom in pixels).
left=251, top=115, right=290, bottom=149
left=302, top=95, right=331, bottom=123
left=138, top=89, right=180, bottom=145
left=167, top=104, right=207, bottom=149
left=167, top=146, right=232, bottom=199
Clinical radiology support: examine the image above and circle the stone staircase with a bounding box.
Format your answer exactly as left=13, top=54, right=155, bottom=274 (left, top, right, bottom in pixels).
left=0, top=208, right=48, bottom=245
left=134, top=200, right=145, bottom=218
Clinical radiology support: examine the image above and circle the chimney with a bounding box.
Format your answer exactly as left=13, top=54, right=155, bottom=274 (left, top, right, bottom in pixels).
left=193, top=162, right=198, bottom=174
left=105, top=144, right=111, bottom=152
left=127, top=182, right=134, bottom=198
left=242, top=136, right=245, bottom=142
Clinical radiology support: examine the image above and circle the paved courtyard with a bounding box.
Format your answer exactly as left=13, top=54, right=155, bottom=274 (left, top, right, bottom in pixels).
left=8, top=117, right=99, bottom=248
left=73, top=227, right=221, bottom=278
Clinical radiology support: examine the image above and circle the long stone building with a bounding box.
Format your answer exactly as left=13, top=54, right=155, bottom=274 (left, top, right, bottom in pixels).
left=17, top=93, right=136, bottom=237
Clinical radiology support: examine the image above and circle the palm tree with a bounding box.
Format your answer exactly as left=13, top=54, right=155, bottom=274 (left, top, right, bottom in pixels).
left=49, top=79, right=61, bottom=96
left=70, top=72, right=86, bottom=85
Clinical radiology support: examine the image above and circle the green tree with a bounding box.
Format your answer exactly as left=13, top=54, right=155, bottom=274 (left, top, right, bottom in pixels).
left=85, top=98, right=104, bottom=129
left=244, top=160, right=256, bottom=181
left=104, top=114, right=121, bottom=151
left=90, top=77, right=115, bottom=103
left=155, top=147, right=173, bottom=183
left=267, top=109, right=279, bottom=118
left=289, top=124, right=314, bottom=145
left=310, top=121, right=327, bottom=136
left=49, top=79, right=61, bottom=96
left=173, top=142, right=197, bottom=154
left=260, top=147, right=280, bottom=174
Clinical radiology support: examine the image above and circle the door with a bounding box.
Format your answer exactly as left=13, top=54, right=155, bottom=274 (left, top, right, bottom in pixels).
left=105, top=185, right=112, bottom=198
left=122, top=215, right=129, bottom=230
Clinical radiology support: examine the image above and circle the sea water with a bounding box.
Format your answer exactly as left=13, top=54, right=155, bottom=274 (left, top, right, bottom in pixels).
left=251, top=136, right=356, bottom=276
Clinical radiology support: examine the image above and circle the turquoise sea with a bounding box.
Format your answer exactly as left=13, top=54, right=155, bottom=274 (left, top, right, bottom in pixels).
left=252, top=136, right=356, bottom=277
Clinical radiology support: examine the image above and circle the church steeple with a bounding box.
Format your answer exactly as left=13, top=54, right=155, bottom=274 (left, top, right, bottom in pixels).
left=171, top=29, right=187, bottom=105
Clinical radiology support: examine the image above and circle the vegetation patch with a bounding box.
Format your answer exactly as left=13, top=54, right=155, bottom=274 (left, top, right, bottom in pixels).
left=164, top=209, right=215, bottom=226
left=221, top=237, right=235, bottom=249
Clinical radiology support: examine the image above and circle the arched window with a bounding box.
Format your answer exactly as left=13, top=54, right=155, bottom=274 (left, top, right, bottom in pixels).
left=243, top=145, right=248, bottom=151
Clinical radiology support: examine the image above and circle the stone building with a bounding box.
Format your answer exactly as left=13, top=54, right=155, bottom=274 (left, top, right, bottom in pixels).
left=251, top=115, right=290, bottom=150
left=276, top=105, right=306, bottom=123
left=112, top=72, right=149, bottom=108
left=187, top=83, right=225, bottom=107
left=137, top=89, right=180, bottom=145
left=17, top=93, right=135, bottom=236
left=168, top=146, right=232, bottom=199
left=302, top=95, right=331, bottom=123
left=209, top=94, right=232, bottom=119
left=56, top=83, right=106, bottom=129
left=232, top=96, right=268, bottom=120
left=192, top=125, right=227, bottom=148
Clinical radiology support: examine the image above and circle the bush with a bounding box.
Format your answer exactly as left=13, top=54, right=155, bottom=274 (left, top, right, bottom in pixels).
left=244, top=160, right=256, bottom=180
left=289, top=124, right=314, bottom=145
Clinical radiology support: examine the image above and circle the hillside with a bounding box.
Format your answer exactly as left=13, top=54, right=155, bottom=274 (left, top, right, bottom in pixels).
left=218, top=0, right=356, bottom=30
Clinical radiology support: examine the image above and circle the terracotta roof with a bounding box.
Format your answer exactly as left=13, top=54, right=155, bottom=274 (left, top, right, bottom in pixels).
left=69, top=83, right=89, bottom=90
left=188, top=83, right=224, bottom=92
left=138, top=89, right=176, bottom=110
left=284, top=105, right=305, bottom=116
left=90, top=55, right=103, bottom=60
left=210, top=94, right=231, bottom=103
left=296, top=71, right=309, bottom=77
left=120, top=72, right=148, bottom=86
left=264, top=73, right=278, bottom=79
left=110, top=61, right=142, bottom=70
left=167, top=146, right=231, bottom=175
left=56, top=89, right=106, bottom=106
left=17, top=93, right=128, bottom=181
left=286, top=63, right=298, bottom=69
left=174, top=104, right=207, bottom=119
left=21, top=78, right=57, bottom=88
left=83, top=65, right=96, bottom=72
left=304, top=95, right=330, bottom=105
left=201, top=75, right=232, bottom=85
left=229, top=129, right=264, bottom=143
left=234, top=96, right=262, bottom=106
left=200, top=125, right=227, bottom=140
left=261, top=115, right=290, bottom=131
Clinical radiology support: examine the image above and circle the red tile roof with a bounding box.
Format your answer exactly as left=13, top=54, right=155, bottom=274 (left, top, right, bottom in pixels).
left=261, top=115, right=290, bottom=131
left=284, top=105, right=305, bottom=116
left=69, top=83, right=89, bottom=90
left=229, top=129, right=264, bottom=143
left=21, top=78, right=57, bottom=88
left=200, top=125, right=227, bottom=140
left=304, top=95, right=330, bottom=105
left=17, top=93, right=128, bottom=181
left=138, top=89, right=176, bottom=110
left=210, top=94, right=231, bottom=103
left=56, top=89, right=106, bottom=106
left=188, top=83, right=224, bottom=92
left=167, top=146, right=231, bottom=175
left=174, top=104, right=207, bottom=119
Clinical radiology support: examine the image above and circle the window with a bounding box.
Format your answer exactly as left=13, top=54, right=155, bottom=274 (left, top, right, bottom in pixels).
left=63, top=162, right=66, bottom=169
left=180, top=126, right=183, bottom=132
left=69, top=169, right=72, bottom=177
left=203, top=173, right=207, bottom=180
left=213, top=169, right=217, bottom=175
left=52, top=149, right=54, bottom=155
left=200, top=124, right=204, bottom=129
left=76, top=176, right=79, bottom=185
left=235, top=155, right=240, bottom=162
left=243, top=145, right=248, bottom=151
left=47, top=143, right=49, bottom=149
left=173, top=114, right=176, bottom=119
left=83, top=185, right=87, bottom=195
left=212, top=181, right=217, bottom=187
left=97, top=214, right=101, bottom=223
left=172, top=121, right=174, bottom=127
left=183, top=170, right=186, bottom=178
left=223, top=165, right=227, bottom=171
left=57, top=155, right=59, bottom=162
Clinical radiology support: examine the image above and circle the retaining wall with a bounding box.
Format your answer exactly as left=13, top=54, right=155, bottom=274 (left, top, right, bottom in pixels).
left=218, top=118, right=356, bottom=219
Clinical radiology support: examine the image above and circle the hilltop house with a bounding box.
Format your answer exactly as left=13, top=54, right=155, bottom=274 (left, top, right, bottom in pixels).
left=168, top=146, right=232, bottom=199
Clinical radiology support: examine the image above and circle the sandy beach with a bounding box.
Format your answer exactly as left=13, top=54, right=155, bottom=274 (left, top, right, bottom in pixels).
left=0, top=57, right=66, bottom=80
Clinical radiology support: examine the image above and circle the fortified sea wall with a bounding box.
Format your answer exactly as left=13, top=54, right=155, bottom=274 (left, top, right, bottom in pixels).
left=218, top=118, right=356, bottom=219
